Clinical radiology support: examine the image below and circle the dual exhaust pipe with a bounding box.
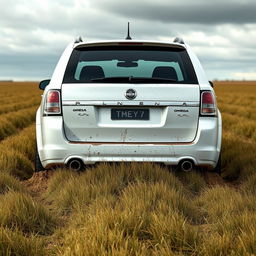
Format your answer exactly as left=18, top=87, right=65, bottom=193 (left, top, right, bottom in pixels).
left=179, top=159, right=194, bottom=172
left=67, top=158, right=84, bottom=171
left=67, top=158, right=194, bottom=172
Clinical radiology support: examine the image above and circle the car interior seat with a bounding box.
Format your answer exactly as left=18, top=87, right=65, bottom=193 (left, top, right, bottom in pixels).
left=152, top=66, right=178, bottom=81
left=79, top=66, right=105, bottom=82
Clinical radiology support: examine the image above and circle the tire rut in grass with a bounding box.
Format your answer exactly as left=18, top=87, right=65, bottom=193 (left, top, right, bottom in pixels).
left=22, top=171, right=55, bottom=199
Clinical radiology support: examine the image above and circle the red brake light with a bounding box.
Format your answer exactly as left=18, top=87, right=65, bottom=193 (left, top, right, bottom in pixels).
left=202, top=92, right=214, bottom=104
left=201, top=91, right=216, bottom=115
left=44, top=90, right=61, bottom=115
left=48, top=91, right=60, bottom=103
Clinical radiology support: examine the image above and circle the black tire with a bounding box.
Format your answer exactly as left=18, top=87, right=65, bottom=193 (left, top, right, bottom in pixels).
left=35, top=146, right=45, bottom=172
left=214, top=153, right=222, bottom=175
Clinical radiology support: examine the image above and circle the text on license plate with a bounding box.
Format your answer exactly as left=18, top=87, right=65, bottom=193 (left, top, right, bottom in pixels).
left=111, top=108, right=150, bottom=120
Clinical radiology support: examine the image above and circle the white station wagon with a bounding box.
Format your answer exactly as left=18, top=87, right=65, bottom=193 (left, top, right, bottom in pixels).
left=36, top=36, right=222, bottom=173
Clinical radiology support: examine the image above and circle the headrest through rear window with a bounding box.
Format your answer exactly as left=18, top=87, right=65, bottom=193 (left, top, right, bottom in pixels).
left=79, top=66, right=105, bottom=82
left=152, top=66, right=178, bottom=81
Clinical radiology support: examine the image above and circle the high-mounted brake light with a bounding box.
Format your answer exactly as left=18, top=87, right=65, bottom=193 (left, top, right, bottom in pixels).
left=44, top=90, right=61, bottom=115
left=118, top=42, right=144, bottom=45
left=201, top=91, right=216, bottom=116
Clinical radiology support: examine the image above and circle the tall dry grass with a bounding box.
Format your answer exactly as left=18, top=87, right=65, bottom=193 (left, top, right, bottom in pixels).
left=0, top=227, right=45, bottom=256
left=0, top=172, right=26, bottom=194
left=0, top=98, right=40, bottom=115
left=46, top=163, right=186, bottom=213
left=214, top=81, right=256, bottom=180
left=50, top=163, right=256, bottom=255
left=51, top=164, right=201, bottom=255
left=0, top=125, right=35, bottom=179
left=0, top=106, right=37, bottom=141
left=0, top=81, right=255, bottom=255
left=0, top=191, right=57, bottom=235
left=0, top=83, right=39, bottom=179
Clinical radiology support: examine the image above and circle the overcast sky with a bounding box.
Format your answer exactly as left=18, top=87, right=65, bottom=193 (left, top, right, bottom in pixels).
left=0, top=0, right=256, bottom=81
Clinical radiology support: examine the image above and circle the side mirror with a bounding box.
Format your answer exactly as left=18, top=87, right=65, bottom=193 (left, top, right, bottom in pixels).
left=39, top=79, right=50, bottom=90
left=209, top=81, right=214, bottom=88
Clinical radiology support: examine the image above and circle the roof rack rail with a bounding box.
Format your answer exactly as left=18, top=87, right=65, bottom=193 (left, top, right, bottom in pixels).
left=74, top=36, right=83, bottom=43
left=173, top=37, right=184, bottom=44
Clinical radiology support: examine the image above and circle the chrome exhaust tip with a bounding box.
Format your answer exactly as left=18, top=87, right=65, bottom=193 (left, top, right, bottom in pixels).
left=67, top=159, right=84, bottom=171
left=180, top=160, right=194, bottom=172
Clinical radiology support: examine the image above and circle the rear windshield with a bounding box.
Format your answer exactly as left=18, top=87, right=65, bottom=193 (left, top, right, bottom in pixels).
left=63, top=46, right=198, bottom=84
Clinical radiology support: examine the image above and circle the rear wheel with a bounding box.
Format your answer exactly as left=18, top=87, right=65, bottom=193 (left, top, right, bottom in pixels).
left=214, top=153, right=222, bottom=175
left=35, top=146, right=45, bottom=172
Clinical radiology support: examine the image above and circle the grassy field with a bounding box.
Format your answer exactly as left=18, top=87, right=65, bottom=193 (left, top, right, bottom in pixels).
left=0, top=81, right=255, bottom=255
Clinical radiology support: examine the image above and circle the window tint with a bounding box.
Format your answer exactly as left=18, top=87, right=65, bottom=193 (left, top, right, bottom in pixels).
left=63, top=46, right=198, bottom=84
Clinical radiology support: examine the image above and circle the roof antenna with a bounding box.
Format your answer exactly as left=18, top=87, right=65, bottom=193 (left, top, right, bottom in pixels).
left=125, top=22, right=132, bottom=40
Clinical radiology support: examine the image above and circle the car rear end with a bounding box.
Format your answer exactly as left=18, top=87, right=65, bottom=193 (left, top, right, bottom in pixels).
left=36, top=39, right=221, bottom=171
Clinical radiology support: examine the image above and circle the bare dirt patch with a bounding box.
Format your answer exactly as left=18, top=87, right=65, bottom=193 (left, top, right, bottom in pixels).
left=23, top=171, right=55, bottom=198
left=203, top=171, right=226, bottom=186
left=203, top=171, right=240, bottom=189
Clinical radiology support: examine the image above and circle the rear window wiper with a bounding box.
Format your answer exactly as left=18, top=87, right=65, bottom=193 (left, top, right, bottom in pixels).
left=91, top=77, right=131, bottom=83
left=90, top=76, right=177, bottom=83
left=130, top=77, right=177, bottom=83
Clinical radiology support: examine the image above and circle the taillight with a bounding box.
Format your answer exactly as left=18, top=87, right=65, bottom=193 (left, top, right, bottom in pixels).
left=44, top=90, right=61, bottom=115
left=201, top=91, right=216, bottom=116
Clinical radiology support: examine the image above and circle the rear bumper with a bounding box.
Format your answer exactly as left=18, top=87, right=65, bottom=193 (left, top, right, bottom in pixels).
left=36, top=110, right=222, bottom=169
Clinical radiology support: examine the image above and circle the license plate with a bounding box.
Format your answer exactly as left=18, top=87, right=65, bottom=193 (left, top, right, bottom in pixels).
left=111, top=108, right=150, bottom=120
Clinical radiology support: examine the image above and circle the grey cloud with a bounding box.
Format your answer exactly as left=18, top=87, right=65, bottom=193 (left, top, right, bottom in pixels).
left=94, top=1, right=256, bottom=25
left=0, top=0, right=256, bottom=80
left=0, top=52, right=60, bottom=80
